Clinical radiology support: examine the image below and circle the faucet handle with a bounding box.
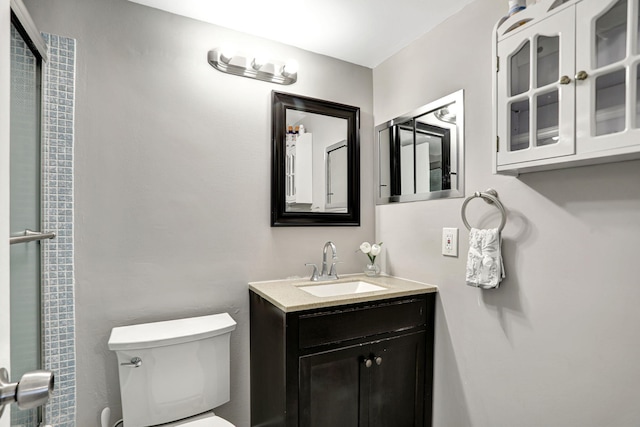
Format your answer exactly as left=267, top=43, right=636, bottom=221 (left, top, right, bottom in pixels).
left=329, top=261, right=343, bottom=278
left=305, top=263, right=319, bottom=281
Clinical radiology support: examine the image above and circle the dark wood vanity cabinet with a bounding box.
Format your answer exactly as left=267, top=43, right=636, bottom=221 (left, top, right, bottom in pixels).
left=250, top=291, right=436, bottom=427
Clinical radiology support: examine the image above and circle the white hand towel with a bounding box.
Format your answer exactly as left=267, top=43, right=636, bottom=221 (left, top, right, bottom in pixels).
left=466, top=228, right=505, bottom=289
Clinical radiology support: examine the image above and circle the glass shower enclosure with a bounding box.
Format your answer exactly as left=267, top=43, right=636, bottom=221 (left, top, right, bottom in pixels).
left=8, top=4, right=50, bottom=426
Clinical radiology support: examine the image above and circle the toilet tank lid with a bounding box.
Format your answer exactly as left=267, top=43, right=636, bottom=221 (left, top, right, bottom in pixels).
left=108, top=313, right=236, bottom=351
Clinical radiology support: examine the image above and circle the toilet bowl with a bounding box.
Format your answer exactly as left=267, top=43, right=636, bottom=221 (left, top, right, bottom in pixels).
left=108, top=313, right=237, bottom=427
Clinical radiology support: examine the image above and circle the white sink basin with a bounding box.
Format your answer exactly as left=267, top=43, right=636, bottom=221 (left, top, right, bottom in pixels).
left=298, top=281, right=386, bottom=297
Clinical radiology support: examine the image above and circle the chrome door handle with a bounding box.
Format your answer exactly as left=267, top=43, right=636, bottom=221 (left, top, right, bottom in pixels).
left=0, top=368, right=54, bottom=419
left=9, top=229, right=56, bottom=245
left=120, top=357, right=142, bottom=368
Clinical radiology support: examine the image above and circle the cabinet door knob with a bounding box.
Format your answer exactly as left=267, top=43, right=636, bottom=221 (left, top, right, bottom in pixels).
left=375, top=356, right=383, bottom=366
left=364, top=358, right=373, bottom=368
left=559, top=75, right=572, bottom=85
left=575, top=71, right=588, bottom=81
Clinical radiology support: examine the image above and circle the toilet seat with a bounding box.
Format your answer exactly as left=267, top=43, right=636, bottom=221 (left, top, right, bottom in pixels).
left=163, top=412, right=235, bottom=427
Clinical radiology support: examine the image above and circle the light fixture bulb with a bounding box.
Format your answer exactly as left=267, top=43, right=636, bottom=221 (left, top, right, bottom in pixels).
left=219, top=44, right=236, bottom=64
left=251, top=55, right=267, bottom=71
left=282, top=59, right=299, bottom=77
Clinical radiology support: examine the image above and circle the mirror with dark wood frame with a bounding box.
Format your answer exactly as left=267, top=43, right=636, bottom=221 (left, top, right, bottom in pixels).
left=271, top=92, right=360, bottom=226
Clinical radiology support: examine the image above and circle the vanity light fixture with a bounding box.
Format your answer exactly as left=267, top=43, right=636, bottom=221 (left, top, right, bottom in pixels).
left=208, top=47, right=298, bottom=85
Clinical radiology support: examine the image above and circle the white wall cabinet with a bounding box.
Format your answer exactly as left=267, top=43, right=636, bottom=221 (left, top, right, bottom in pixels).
left=493, top=0, right=640, bottom=174
left=285, top=133, right=313, bottom=205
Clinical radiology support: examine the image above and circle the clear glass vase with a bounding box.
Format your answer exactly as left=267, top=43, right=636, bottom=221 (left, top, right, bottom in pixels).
left=364, top=262, right=381, bottom=277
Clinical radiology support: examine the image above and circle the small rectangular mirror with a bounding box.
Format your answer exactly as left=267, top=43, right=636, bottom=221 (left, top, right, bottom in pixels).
left=375, top=90, right=464, bottom=204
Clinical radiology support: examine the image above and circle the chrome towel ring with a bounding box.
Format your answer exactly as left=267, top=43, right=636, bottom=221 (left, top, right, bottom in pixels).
left=461, top=188, right=507, bottom=232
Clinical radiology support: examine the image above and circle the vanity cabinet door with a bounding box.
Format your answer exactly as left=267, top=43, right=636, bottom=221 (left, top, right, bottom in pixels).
left=496, top=3, right=576, bottom=167
left=299, top=343, right=367, bottom=427
left=575, top=0, right=640, bottom=153
left=367, top=332, right=426, bottom=427
left=298, top=331, right=427, bottom=427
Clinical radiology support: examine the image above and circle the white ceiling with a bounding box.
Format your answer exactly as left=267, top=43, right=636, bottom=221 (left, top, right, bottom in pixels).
left=127, top=0, right=476, bottom=68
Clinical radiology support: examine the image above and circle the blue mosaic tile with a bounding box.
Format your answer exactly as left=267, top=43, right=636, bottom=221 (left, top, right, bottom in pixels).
left=42, top=32, right=76, bottom=427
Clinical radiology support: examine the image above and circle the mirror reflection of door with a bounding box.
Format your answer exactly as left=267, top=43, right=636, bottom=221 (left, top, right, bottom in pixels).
left=325, top=141, right=348, bottom=211
left=398, top=123, right=415, bottom=195
left=284, top=109, right=348, bottom=213
left=413, top=123, right=451, bottom=193
left=391, top=120, right=451, bottom=196
left=378, top=128, right=392, bottom=199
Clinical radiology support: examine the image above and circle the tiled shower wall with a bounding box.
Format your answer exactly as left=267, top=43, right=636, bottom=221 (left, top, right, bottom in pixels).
left=42, top=33, right=76, bottom=427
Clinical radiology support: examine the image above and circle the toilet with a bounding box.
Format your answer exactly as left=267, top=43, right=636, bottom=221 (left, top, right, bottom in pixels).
left=107, top=313, right=237, bottom=427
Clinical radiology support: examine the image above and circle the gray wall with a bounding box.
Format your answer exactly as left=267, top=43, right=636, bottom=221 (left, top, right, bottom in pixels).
left=24, top=0, right=374, bottom=425
left=374, top=0, right=640, bottom=426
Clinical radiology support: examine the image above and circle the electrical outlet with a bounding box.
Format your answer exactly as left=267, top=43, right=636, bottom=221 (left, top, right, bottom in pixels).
left=442, top=227, right=458, bottom=257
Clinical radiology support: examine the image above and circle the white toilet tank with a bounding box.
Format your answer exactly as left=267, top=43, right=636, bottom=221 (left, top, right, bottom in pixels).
left=108, top=313, right=236, bottom=427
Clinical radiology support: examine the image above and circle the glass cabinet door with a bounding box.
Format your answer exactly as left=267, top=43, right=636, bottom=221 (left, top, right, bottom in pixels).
left=496, top=5, right=576, bottom=167
left=575, top=0, right=640, bottom=153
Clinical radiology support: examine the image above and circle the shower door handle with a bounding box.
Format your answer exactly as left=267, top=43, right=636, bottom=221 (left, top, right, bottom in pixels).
left=0, top=368, right=55, bottom=419
left=9, top=229, right=56, bottom=245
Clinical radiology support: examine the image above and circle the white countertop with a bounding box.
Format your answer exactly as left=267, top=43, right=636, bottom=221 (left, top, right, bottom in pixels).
left=249, top=274, right=438, bottom=313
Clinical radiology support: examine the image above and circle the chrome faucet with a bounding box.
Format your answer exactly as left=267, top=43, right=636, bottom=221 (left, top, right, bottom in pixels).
left=306, top=241, right=339, bottom=281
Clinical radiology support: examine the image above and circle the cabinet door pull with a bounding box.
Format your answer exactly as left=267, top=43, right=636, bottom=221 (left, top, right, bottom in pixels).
left=375, top=356, right=383, bottom=366
left=575, top=71, right=588, bottom=81
left=364, top=358, right=373, bottom=368
left=559, top=75, right=571, bottom=85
